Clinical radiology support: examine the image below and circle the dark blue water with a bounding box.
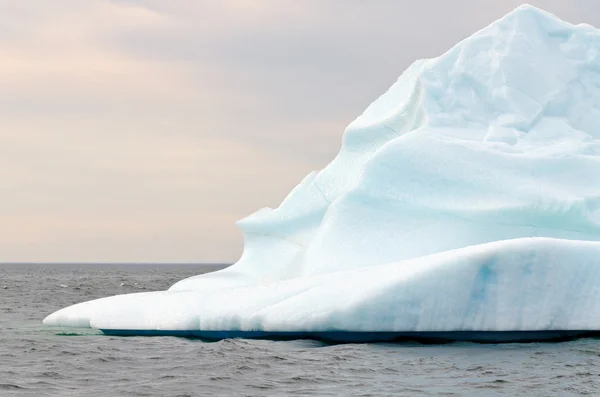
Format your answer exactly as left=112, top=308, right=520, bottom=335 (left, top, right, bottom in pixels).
left=2, top=263, right=600, bottom=396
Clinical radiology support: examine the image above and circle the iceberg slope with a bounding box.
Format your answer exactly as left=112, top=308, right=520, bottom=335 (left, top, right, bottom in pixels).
left=45, top=5, right=600, bottom=339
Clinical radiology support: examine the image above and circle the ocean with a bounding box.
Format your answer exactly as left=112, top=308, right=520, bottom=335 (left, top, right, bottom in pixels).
left=2, top=263, right=600, bottom=396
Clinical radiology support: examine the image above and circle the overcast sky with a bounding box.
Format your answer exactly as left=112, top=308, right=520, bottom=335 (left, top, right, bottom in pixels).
left=2, top=0, right=599, bottom=263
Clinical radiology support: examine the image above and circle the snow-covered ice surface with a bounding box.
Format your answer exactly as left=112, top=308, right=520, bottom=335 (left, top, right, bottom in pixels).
left=44, top=5, right=600, bottom=340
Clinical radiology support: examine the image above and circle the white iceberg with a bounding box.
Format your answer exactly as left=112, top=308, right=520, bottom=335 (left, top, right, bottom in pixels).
left=44, top=5, right=600, bottom=342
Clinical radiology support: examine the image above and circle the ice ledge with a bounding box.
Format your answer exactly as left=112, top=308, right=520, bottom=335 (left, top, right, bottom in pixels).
left=44, top=238, right=600, bottom=335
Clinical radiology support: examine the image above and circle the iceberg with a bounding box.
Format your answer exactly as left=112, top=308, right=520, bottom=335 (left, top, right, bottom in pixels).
left=44, top=5, right=600, bottom=342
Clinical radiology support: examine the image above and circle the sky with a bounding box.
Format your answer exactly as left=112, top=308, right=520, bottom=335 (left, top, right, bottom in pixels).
left=2, top=0, right=599, bottom=263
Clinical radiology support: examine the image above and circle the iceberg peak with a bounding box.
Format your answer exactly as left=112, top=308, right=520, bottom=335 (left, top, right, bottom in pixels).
left=497, top=3, right=565, bottom=25
left=352, top=3, right=600, bottom=138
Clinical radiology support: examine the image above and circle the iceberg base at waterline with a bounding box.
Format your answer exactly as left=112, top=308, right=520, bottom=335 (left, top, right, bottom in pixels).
left=44, top=238, right=600, bottom=342
left=43, top=5, right=600, bottom=342
left=98, top=330, right=600, bottom=343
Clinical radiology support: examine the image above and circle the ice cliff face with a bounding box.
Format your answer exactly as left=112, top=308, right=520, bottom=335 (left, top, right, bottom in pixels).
left=44, top=5, right=600, bottom=335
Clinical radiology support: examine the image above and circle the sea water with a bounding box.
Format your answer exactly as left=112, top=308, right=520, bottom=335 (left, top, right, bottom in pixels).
left=3, top=263, right=600, bottom=396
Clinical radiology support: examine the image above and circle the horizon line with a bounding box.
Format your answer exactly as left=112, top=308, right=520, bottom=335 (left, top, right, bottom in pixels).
left=0, top=262, right=232, bottom=266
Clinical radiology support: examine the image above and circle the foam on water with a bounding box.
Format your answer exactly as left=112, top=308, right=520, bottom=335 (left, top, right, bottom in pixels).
left=44, top=5, right=600, bottom=338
